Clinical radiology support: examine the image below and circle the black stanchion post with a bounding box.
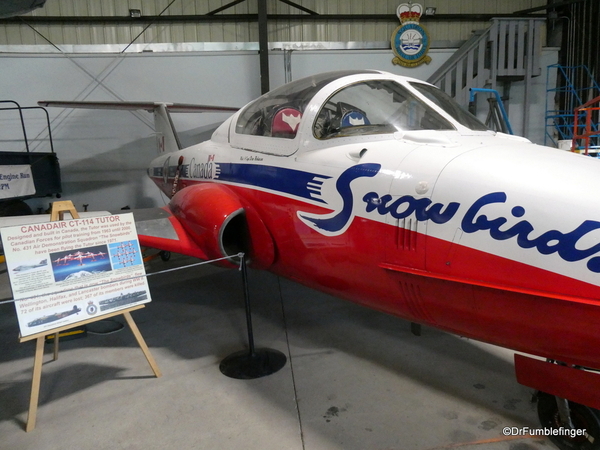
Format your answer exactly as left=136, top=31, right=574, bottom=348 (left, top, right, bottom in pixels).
left=241, top=254, right=256, bottom=357
left=219, top=254, right=286, bottom=379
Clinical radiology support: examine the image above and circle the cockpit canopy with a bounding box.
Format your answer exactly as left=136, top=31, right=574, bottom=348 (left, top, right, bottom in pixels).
left=232, top=70, right=488, bottom=150
left=234, top=70, right=381, bottom=139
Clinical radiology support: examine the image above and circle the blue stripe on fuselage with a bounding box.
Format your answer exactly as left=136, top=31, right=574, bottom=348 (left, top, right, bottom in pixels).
left=215, top=163, right=331, bottom=204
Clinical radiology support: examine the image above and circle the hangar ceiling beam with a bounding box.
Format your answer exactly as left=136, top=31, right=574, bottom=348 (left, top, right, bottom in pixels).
left=0, top=13, right=546, bottom=25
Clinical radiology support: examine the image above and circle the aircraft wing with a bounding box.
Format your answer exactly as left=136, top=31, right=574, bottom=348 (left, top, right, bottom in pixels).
left=38, top=100, right=240, bottom=154
left=38, top=101, right=239, bottom=114
left=121, top=207, right=209, bottom=260
left=0, top=208, right=208, bottom=260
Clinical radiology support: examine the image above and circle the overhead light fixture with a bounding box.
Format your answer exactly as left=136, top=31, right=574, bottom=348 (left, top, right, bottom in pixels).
left=425, top=7, right=436, bottom=16
left=129, top=9, right=141, bottom=18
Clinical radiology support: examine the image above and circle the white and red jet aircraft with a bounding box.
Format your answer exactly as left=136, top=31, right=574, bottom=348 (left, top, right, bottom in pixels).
left=40, top=70, right=600, bottom=447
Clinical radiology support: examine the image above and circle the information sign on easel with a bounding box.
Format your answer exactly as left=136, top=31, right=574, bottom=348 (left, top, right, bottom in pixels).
left=3, top=201, right=151, bottom=337
left=0, top=201, right=161, bottom=432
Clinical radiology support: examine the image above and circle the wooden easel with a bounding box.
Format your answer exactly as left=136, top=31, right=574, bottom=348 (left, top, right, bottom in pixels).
left=48, top=201, right=81, bottom=361
left=49, top=200, right=80, bottom=222
left=20, top=201, right=161, bottom=432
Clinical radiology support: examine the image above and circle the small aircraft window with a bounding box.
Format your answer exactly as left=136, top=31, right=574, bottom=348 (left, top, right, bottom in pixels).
left=236, top=70, right=377, bottom=139
left=409, top=82, right=489, bottom=131
left=314, top=80, right=454, bottom=139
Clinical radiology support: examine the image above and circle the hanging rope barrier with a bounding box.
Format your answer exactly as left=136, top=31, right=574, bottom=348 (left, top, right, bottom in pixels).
left=0, top=252, right=244, bottom=306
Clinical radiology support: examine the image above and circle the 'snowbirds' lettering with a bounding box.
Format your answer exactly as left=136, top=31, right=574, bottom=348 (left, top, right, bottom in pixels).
left=363, top=192, right=459, bottom=224
left=462, top=192, right=600, bottom=273
left=298, top=165, right=600, bottom=273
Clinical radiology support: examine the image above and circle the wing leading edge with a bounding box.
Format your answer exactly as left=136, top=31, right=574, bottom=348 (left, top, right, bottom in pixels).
left=38, top=101, right=239, bottom=114
left=123, top=207, right=209, bottom=260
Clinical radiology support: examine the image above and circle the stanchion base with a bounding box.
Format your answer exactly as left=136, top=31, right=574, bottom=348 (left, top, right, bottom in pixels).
left=219, top=348, right=287, bottom=379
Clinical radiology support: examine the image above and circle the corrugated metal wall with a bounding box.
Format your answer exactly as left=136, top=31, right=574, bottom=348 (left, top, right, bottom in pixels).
left=0, top=0, right=547, bottom=46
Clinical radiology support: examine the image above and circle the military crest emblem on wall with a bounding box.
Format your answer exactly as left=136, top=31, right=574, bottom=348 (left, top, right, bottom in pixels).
left=391, top=2, right=432, bottom=67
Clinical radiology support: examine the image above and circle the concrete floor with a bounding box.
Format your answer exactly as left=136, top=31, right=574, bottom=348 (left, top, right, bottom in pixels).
left=0, top=254, right=554, bottom=450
